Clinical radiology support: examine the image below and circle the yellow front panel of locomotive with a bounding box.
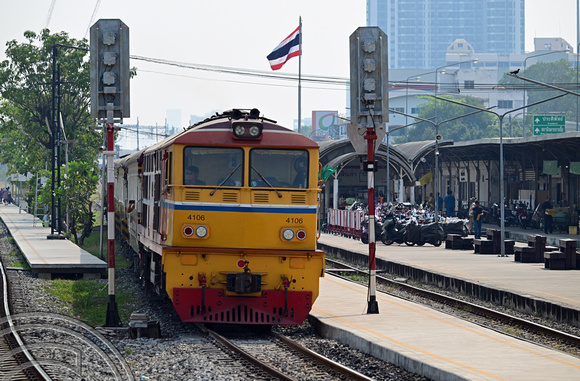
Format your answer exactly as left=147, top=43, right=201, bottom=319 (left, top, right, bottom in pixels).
left=171, top=208, right=317, bottom=251
left=162, top=250, right=324, bottom=302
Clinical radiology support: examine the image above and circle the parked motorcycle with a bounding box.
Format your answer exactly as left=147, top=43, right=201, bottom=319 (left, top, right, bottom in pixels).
left=491, top=203, right=518, bottom=227
left=441, top=220, right=468, bottom=239
left=513, top=202, right=531, bottom=229
left=405, top=221, right=445, bottom=247
left=361, top=216, right=384, bottom=244
left=501, top=210, right=518, bottom=227
left=380, top=214, right=411, bottom=246
left=420, top=222, right=445, bottom=246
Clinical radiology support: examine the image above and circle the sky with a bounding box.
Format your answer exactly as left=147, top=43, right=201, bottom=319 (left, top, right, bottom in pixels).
left=0, top=0, right=578, bottom=136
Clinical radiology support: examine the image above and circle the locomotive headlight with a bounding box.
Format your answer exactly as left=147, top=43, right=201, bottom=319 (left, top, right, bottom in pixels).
left=282, top=228, right=294, bottom=241
left=234, top=125, right=246, bottom=136
left=232, top=122, right=262, bottom=138
left=195, top=225, right=208, bottom=238
left=249, top=125, right=260, bottom=137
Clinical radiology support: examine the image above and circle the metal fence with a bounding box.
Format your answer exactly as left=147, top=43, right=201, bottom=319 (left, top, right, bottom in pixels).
left=325, top=209, right=364, bottom=238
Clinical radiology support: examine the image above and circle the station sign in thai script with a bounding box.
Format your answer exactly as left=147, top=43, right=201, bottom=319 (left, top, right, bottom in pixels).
left=533, top=115, right=565, bottom=135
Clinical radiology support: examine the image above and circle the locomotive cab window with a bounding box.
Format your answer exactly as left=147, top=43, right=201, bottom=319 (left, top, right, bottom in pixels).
left=183, top=147, right=243, bottom=186
left=250, top=149, right=309, bottom=189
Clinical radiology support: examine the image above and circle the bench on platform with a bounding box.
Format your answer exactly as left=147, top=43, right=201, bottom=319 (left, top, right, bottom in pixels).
left=461, top=237, right=474, bottom=250
left=504, top=240, right=515, bottom=254
left=513, top=234, right=547, bottom=263
left=544, top=239, right=577, bottom=270
left=514, top=246, right=537, bottom=262
left=545, top=251, right=567, bottom=270
left=474, top=235, right=514, bottom=255
left=445, top=234, right=463, bottom=250
left=474, top=238, right=494, bottom=254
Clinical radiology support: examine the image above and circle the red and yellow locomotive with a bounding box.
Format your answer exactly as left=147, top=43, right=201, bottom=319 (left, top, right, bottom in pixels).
left=114, top=109, right=324, bottom=324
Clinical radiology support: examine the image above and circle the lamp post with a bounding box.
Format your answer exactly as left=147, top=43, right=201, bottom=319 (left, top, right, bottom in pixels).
left=434, top=92, right=567, bottom=256
left=522, top=50, right=564, bottom=137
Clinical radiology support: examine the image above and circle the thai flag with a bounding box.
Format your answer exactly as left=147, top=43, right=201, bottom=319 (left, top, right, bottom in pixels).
left=267, top=26, right=300, bottom=71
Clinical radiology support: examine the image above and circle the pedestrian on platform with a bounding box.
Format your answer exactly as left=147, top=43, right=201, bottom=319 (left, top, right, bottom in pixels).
left=473, top=201, right=483, bottom=239
left=436, top=193, right=443, bottom=215
left=541, top=196, right=553, bottom=234
left=43, top=211, right=51, bottom=227
left=444, top=190, right=455, bottom=217
left=1, top=188, right=10, bottom=205
left=467, top=197, right=476, bottom=233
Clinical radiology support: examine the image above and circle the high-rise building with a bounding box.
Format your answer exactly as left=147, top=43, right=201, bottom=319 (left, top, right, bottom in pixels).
left=367, top=0, right=525, bottom=69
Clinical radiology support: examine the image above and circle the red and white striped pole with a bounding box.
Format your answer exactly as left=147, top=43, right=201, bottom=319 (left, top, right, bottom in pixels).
left=105, top=105, right=120, bottom=326
left=365, top=126, right=379, bottom=314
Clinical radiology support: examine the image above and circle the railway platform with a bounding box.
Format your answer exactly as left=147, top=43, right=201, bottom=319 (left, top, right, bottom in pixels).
left=0, top=204, right=106, bottom=279
left=311, top=229, right=580, bottom=380
left=310, top=275, right=580, bottom=381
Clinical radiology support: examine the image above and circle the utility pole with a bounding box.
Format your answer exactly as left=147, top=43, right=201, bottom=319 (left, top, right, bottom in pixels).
left=48, top=46, right=64, bottom=240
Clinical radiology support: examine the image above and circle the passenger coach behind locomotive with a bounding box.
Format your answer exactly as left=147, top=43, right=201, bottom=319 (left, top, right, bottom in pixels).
left=114, top=109, right=324, bottom=325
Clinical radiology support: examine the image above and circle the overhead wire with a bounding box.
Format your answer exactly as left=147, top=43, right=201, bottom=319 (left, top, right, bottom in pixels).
left=84, top=0, right=102, bottom=39
left=44, top=0, right=57, bottom=30
left=130, top=55, right=349, bottom=86
left=131, top=56, right=578, bottom=92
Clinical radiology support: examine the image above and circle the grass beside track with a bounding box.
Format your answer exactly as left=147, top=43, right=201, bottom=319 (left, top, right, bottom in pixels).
left=43, top=228, right=139, bottom=327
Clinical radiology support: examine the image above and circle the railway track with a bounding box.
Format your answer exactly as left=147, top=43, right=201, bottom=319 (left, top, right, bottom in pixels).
left=0, top=258, right=51, bottom=380
left=325, top=258, right=580, bottom=353
left=197, top=323, right=373, bottom=381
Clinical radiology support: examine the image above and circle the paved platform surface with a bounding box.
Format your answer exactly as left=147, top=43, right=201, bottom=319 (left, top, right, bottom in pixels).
left=319, top=230, right=580, bottom=311
left=311, top=275, right=580, bottom=380
left=0, top=204, right=106, bottom=278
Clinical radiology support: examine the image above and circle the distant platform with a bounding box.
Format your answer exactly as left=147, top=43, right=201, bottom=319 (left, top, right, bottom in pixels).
left=0, top=205, right=107, bottom=279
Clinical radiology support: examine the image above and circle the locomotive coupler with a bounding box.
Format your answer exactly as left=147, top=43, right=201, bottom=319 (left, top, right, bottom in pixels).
left=226, top=262, right=261, bottom=294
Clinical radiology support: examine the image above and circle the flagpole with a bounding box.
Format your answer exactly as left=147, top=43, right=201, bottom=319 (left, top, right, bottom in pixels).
left=298, top=16, right=302, bottom=134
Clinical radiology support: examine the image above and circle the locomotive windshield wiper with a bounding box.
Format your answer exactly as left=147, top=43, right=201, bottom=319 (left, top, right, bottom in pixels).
left=210, top=164, right=241, bottom=196
left=250, top=165, right=283, bottom=198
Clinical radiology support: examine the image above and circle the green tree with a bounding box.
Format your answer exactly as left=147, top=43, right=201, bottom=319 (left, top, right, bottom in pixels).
left=0, top=29, right=103, bottom=238
left=500, top=59, right=577, bottom=124
left=37, top=161, right=99, bottom=245
left=0, top=29, right=101, bottom=180
left=395, top=95, right=497, bottom=143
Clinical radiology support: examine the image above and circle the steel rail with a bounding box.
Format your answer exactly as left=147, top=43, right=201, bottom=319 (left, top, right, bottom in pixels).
left=1, top=260, right=52, bottom=380
left=196, top=324, right=295, bottom=381
left=273, top=331, right=374, bottom=381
